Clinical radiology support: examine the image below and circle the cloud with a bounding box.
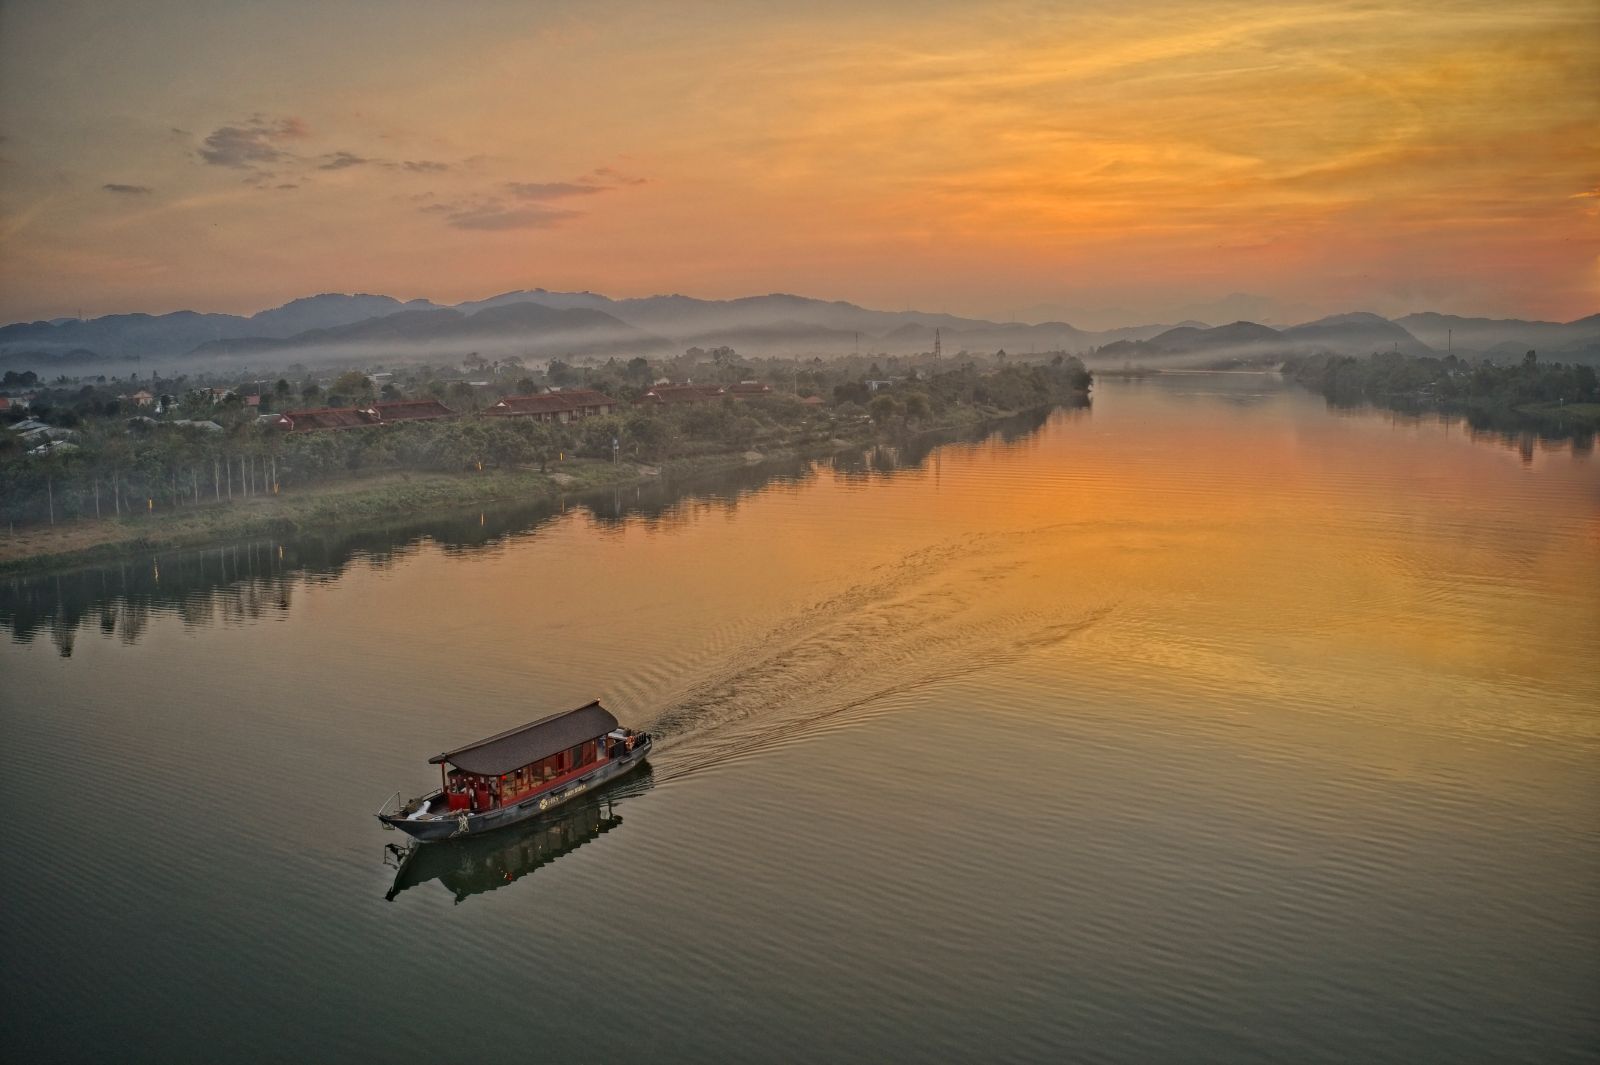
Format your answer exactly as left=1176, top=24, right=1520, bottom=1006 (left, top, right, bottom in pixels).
left=584, top=166, right=648, bottom=186
left=102, top=183, right=153, bottom=195
left=276, top=183, right=299, bottom=191
left=197, top=116, right=308, bottom=168
left=425, top=198, right=581, bottom=230
left=401, top=160, right=450, bottom=173
left=448, top=206, right=580, bottom=230
left=505, top=180, right=608, bottom=200
left=420, top=168, right=646, bottom=230
left=318, top=151, right=370, bottom=170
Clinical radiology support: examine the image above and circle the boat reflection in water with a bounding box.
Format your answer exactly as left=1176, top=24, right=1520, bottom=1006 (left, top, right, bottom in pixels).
left=383, top=766, right=654, bottom=903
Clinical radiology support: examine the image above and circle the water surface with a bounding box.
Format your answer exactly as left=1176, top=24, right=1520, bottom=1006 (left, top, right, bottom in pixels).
left=3, top=374, right=1596, bottom=1063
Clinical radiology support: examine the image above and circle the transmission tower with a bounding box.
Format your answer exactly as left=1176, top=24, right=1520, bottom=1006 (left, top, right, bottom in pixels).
left=933, top=327, right=942, bottom=362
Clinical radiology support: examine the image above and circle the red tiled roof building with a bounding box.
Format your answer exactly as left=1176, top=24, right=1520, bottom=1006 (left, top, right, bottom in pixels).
left=366, top=399, right=458, bottom=423
left=484, top=389, right=618, bottom=422
left=277, top=407, right=380, bottom=432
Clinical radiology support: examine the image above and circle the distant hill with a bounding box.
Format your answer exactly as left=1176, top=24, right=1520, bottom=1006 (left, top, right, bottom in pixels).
left=1281, top=312, right=1432, bottom=356
left=0, top=310, right=253, bottom=360
left=247, top=293, right=442, bottom=336
left=1394, top=312, right=1599, bottom=358
left=1089, top=314, right=1435, bottom=364
left=188, top=302, right=666, bottom=362
left=3, top=287, right=1594, bottom=374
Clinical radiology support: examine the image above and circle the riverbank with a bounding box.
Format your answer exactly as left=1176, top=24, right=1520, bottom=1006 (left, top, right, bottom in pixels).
left=0, top=448, right=814, bottom=576
left=0, top=405, right=1062, bottom=575
left=1278, top=350, right=1600, bottom=435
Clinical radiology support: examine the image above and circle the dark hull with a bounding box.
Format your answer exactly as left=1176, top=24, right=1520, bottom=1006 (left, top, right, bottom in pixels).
left=377, top=736, right=652, bottom=843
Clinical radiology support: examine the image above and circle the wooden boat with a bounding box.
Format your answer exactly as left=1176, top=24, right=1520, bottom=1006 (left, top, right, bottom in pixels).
left=376, top=700, right=652, bottom=842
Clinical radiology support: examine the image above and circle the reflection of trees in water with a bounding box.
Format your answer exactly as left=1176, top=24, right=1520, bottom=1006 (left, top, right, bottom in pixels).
left=828, top=405, right=1070, bottom=480
left=587, top=457, right=816, bottom=527
left=3, top=543, right=298, bottom=655
left=1326, top=398, right=1594, bottom=464
left=1, top=409, right=1065, bottom=652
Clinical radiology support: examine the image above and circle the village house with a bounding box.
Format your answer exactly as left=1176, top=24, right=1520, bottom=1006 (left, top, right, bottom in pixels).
left=484, top=388, right=618, bottom=423
left=727, top=380, right=774, bottom=400
left=123, top=389, right=155, bottom=408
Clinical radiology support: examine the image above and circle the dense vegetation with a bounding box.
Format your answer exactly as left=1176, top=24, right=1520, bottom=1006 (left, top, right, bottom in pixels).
left=1282, top=350, right=1599, bottom=432
left=0, top=351, right=1090, bottom=530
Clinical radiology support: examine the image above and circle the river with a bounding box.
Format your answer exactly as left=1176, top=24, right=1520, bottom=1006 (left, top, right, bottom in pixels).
left=2, top=373, right=1596, bottom=1063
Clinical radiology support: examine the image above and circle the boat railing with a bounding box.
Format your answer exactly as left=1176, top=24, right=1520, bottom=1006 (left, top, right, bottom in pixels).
left=376, top=791, right=402, bottom=823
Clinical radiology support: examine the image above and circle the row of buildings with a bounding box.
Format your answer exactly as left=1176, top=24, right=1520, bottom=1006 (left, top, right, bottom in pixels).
left=267, top=382, right=784, bottom=433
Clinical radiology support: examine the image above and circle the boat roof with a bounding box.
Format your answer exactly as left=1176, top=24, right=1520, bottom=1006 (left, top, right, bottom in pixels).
left=429, top=700, right=619, bottom=776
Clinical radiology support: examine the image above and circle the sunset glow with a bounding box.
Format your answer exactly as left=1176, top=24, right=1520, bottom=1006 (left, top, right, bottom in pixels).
left=1, top=0, right=1596, bottom=323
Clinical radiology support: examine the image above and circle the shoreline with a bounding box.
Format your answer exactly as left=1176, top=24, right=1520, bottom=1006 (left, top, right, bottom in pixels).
left=0, top=452, right=764, bottom=577
left=1103, top=366, right=1599, bottom=433
left=0, top=406, right=1061, bottom=577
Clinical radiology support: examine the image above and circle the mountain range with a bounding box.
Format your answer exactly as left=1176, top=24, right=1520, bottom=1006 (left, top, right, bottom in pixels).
left=1, top=290, right=1595, bottom=373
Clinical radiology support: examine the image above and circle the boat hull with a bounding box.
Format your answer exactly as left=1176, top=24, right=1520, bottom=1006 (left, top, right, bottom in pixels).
left=378, top=736, right=652, bottom=843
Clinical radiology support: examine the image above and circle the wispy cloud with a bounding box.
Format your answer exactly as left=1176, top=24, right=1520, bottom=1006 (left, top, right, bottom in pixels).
left=318, top=151, right=370, bottom=171
left=446, top=205, right=580, bottom=230
left=505, top=181, right=608, bottom=200
left=197, top=116, right=308, bottom=168
left=584, top=166, right=647, bottom=186
left=399, top=160, right=450, bottom=173
left=102, top=183, right=153, bottom=195
left=416, top=168, right=648, bottom=231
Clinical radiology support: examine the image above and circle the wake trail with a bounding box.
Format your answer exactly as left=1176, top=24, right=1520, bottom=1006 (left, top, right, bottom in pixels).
left=634, top=528, right=1113, bottom=786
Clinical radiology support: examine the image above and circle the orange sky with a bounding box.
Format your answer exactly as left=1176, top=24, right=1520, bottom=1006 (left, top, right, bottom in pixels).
left=0, top=0, right=1595, bottom=326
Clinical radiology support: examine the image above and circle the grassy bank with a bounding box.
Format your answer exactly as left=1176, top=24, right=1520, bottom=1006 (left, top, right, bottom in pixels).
left=0, top=460, right=643, bottom=575
left=0, top=436, right=833, bottom=575
left=1509, top=401, right=1600, bottom=430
